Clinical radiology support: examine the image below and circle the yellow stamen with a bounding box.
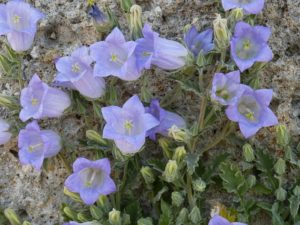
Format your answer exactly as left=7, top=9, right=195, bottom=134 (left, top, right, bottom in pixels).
left=72, top=63, right=81, bottom=73
left=124, top=120, right=133, bottom=133
left=243, top=40, right=251, bottom=50
left=13, top=15, right=20, bottom=24
left=31, top=98, right=38, bottom=106
left=28, top=143, right=43, bottom=152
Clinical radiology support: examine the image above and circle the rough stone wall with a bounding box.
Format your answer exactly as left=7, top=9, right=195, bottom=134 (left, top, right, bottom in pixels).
left=0, top=0, right=299, bottom=224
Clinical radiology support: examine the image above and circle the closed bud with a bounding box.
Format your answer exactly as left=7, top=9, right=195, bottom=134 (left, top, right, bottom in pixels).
left=120, top=0, right=133, bottom=13
left=97, top=195, right=111, bottom=212
left=196, top=52, right=206, bottom=67
left=189, top=206, right=201, bottom=224
left=140, top=166, right=155, bottom=185
left=90, top=205, right=103, bottom=220
left=168, top=125, right=188, bottom=143
left=230, top=8, right=243, bottom=22
left=276, top=125, right=290, bottom=147
left=77, top=212, right=90, bottom=222
left=275, top=187, right=287, bottom=201
left=247, top=175, right=256, bottom=188
left=293, top=186, right=300, bottom=196
left=122, top=213, right=131, bottom=225
left=274, top=158, right=286, bottom=175
left=176, top=208, right=188, bottom=225
left=242, top=144, right=255, bottom=162
left=193, top=178, right=206, bottom=192
left=163, top=160, right=178, bottom=183
left=158, top=138, right=172, bottom=159
left=4, top=208, right=21, bottom=225
left=213, top=14, right=230, bottom=50
left=171, top=191, right=184, bottom=207
left=88, top=4, right=113, bottom=35
left=109, top=208, right=121, bottom=225
left=137, top=217, right=153, bottom=225
left=64, top=187, right=83, bottom=203
left=63, top=206, right=77, bottom=220
left=173, top=146, right=187, bottom=163
left=129, top=5, right=143, bottom=40
left=0, top=94, right=19, bottom=110
left=86, top=130, right=108, bottom=145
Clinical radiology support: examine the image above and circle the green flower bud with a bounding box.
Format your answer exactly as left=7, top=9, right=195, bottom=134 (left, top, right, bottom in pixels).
left=137, top=217, right=153, bottom=225
left=163, top=160, right=178, bottom=183
left=122, top=213, right=131, bottom=225
left=196, top=52, right=206, bottom=67
left=129, top=5, right=143, bottom=40
left=140, top=166, right=155, bottom=185
left=97, top=195, right=111, bottom=213
left=171, top=191, right=184, bottom=207
left=192, top=178, right=206, bottom=192
left=173, top=146, right=187, bottom=163
left=168, top=125, right=188, bottom=143
left=242, top=143, right=255, bottom=162
left=274, top=158, right=286, bottom=175
left=86, top=130, right=108, bottom=145
left=90, top=205, right=103, bottom=220
left=213, top=14, right=230, bottom=50
left=176, top=208, right=188, bottom=225
left=77, top=212, right=90, bottom=222
left=275, top=187, right=287, bottom=201
left=276, top=125, right=290, bottom=147
left=293, top=186, right=300, bottom=196
left=109, top=208, right=121, bottom=225
left=230, top=8, right=243, bottom=21
left=189, top=206, right=201, bottom=224
left=158, top=138, right=172, bottom=159
left=247, top=175, right=256, bottom=188
left=63, top=206, right=77, bottom=220
left=0, top=94, right=19, bottom=110
left=64, top=187, right=83, bottom=203
left=119, top=0, right=134, bottom=13
left=4, top=208, right=21, bottom=225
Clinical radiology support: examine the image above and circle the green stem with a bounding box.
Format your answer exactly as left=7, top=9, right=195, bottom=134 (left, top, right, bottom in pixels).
left=186, top=174, right=195, bottom=208
left=116, top=160, right=129, bottom=210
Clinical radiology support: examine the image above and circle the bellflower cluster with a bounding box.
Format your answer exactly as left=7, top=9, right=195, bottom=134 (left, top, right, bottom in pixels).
left=222, top=0, right=264, bottom=14
left=18, top=121, right=61, bottom=170
left=102, top=95, right=159, bottom=154
left=146, top=99, right=186, bottom=140
left=211, top=71, right=244, bottom=106
left=135, top=24, right=188, bottom=71
left=90, top=27, right=140, bottom=81
left=184, top=25, right=214, bottom=57
left=0, top=0, right=44, bottom=51
left=20, top=74, right=71, bottom=122
left=55, top=47, right=106, bottom=99
left=231, top=21, right=273, bottom=72
left=0, top=119, right=12, bottom=145
left=209, top=215, right=247, bottom=225
left=226, top=86, right=278, bottom=138
left=64, top=157, right=116, bottom=205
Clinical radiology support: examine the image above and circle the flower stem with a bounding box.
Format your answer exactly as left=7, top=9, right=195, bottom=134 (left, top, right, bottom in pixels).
left=186, top=173, right=195, bottom=208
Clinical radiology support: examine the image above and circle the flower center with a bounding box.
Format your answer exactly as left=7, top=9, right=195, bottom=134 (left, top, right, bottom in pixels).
left=216, top=88, right=231, bottom=100
left=124, top=120, right=133, bottom=133
left=243, top=39, right=251, bottom=50
left=238, top=97, right=259, bottom=122
left=72, top=63, right=81, bottom=73
left=28, top=143, right=44, bottom=152
left=80, top=168, right=104, bottom=188
left=13, top=15, right=20, bottom=24
left=142, top=51, right=151, bottom=57
left=31, top=98, right=39, bottom=106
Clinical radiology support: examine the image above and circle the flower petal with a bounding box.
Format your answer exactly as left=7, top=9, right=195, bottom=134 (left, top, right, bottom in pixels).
left=255, top=89, right=273, bottom=105
left=80, top=187, right=101, bottom=205
left=115, top=133, right=145, bottom=154
left=123, top=95, right=145, bottom=114
left=64, top=173, right=83, bottom=193
left=98, top=176, right=116, bottom=195
left=209, top=215, right=231, bottom=225
left=261, top=108, right=278, bottom=127
left=7, top=31, right=34, bottom=52
left=239, top=122, right=261, bottom=138
left=41, top=130, right=61, bottom=158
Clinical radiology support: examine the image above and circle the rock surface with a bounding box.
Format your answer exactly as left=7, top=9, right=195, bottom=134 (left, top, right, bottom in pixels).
left=0, top=0, right=299, bottom=224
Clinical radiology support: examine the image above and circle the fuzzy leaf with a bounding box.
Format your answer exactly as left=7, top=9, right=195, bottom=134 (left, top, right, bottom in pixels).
left=159, top=200, right=172, bottom=225
left=185, top=153, right=200, bottom=175
left=289, top=195, right=300, bottom=219
left=219, top=161, right=248, bottom=195
left=172, top=78, right=202, bottom=97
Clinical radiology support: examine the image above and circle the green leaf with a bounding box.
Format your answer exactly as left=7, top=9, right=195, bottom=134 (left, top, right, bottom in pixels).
left=158, top=200, right=172, bottom=225
left=172, top=78, right=202, bottom=97
left=271, top=203, right=286, bottom=225
left=125, top=200, right=142, bottom=224
left=289, top=195, right=300, bottom=219
left=219, top=161, right=248, bottom=195
left=154, top=186, right=169, bottom=202
left=185, top=153, right=200, bottom=175
left=202, top=153, right=229, bottom=181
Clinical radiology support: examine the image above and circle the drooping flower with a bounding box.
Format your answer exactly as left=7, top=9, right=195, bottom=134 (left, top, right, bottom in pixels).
left=145, top=99, right=186, bottom=140
left=0, top=119, right=12, bottom=145
left=221, top=0, right=264, bottom=14
left=184, top=26, right=214, bottom=57
left=88, top=4, right=112, bottom=34
left=211, top=71, right=244, bottom=105
left=226, top=86, right=278, bottom=138
left=55, top=46, right=105, bottom=99
left=101, top=95, right=159, bottom=154
left=0, top=0, right=44, bottom=52
left=20, top=74, right=71, bottom=122
left=18, top=121, right=61, bottom=170
left=135, top=24, right=188, bottom=71
left=64, top=157, right=116, bottom=205
left=209, top=215, right=247, bottom=225
left=231, top=21, right=273, bottom=72
left=90, top=27, right=141, bottom=81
